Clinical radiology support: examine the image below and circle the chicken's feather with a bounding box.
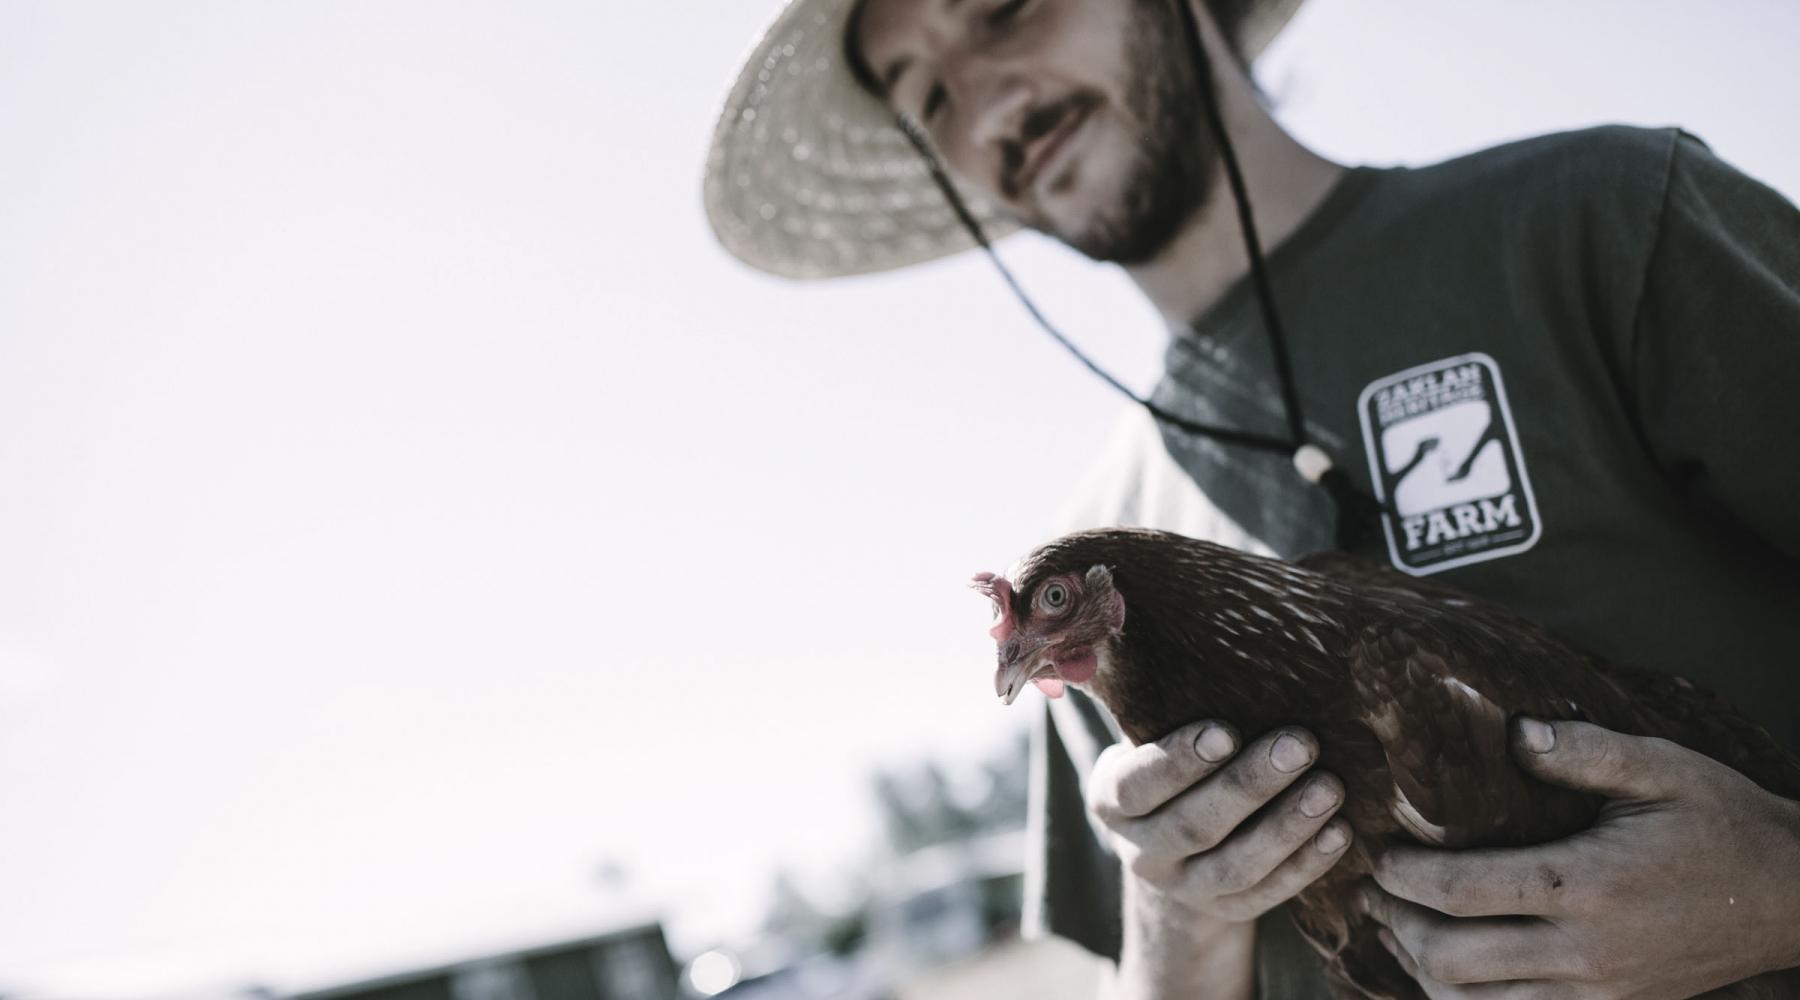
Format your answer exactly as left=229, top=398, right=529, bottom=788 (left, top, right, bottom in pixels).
left=988, top=528, right=1800, bottom=1000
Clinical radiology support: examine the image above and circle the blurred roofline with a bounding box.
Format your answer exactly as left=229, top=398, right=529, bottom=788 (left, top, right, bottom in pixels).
left=287, top=915, right=669, bottom=1000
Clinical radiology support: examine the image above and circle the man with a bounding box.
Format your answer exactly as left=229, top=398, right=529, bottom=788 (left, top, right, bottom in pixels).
left=703, top=1, right=1800, bottom=996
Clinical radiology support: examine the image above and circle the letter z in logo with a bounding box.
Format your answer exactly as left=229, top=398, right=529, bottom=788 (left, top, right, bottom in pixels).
left=1357, top=352, right=1542, bottom=575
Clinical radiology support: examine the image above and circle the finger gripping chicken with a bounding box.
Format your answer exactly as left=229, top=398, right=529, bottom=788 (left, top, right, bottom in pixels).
left=975, top=528, right=1800, bottom=1000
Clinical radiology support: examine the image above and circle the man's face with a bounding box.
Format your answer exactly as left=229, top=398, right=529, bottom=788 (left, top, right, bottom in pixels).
left=851, top=0, right=1216, bottom=264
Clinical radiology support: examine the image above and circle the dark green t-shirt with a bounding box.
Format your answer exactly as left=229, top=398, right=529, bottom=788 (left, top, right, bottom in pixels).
left=1030, top=126, right=1800, bottom=993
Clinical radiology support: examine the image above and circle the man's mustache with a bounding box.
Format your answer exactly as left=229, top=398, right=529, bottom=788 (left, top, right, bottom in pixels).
left=1000, top=94, right=1091, bottom=200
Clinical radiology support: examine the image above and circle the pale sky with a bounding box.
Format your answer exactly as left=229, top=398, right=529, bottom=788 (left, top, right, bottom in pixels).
left=3, top=1, right=1797, bottom=997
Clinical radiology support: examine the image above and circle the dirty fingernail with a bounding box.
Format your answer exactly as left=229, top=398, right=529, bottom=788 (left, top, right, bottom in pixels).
left=1271, top=733, right=1312, bottom=772
left=1518, top=717, right=1556, bottom=754
left=1316, top=823, right=1348, bottom=853
left=1300, top=778, right=1338, bottom=817
left=1196, top=724, right=1236, bottom=762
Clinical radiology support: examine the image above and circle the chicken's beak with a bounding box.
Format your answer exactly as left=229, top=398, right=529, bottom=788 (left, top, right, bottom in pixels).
left=994, top=638, right=1053, bottom=706
left=996, top=658, right=1031, bottom=706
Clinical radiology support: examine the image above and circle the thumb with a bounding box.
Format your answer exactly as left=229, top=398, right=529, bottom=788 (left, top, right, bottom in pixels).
left=1511, top=717, right=1683, bottom=802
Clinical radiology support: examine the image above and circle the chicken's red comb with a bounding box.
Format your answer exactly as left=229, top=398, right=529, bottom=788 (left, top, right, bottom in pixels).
left=971, top=572, right=1017, bottom=644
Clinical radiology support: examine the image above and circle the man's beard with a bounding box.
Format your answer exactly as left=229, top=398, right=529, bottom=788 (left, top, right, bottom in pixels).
left=1042, top=0, right=1217, bottom=265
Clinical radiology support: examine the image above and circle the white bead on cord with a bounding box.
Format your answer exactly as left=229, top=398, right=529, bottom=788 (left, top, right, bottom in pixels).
left=1292, top=443, right=1334, bottom=484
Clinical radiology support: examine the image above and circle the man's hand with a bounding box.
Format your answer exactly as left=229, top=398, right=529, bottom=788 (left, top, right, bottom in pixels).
left=1089, top=720, right=1352, bottom=998
left=1362, top=718, right=1800, bottom=999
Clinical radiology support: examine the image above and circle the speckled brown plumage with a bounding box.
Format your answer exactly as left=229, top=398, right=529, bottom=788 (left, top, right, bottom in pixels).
left=990, top=528, right=1800, bottom=1000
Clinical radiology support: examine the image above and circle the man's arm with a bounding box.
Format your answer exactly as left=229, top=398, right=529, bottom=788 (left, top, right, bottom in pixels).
left=1103, top=878, right=1256, bottom=1000
left=1088, top=721, right=1351, bottom=999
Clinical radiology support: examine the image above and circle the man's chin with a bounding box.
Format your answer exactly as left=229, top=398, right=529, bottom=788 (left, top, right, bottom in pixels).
left=1041, top=169, right=1213, bottom=264
left=1051, top=211, right=1185, bottom=266
left=1019, top=201, right=1140, bottom=264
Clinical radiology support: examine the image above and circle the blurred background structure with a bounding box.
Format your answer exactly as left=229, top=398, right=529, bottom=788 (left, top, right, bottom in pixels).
left=2, top=1, right=1798, bottom=997
left=290, top=924, right=680, bottom=1000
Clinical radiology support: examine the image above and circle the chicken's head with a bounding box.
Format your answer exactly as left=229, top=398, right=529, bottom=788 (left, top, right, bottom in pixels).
left=972, top=565, right=1126, bottom=705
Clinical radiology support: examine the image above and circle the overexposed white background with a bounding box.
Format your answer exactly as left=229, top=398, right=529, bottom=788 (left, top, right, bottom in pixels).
left=3, top=1, right=1798, bottom=995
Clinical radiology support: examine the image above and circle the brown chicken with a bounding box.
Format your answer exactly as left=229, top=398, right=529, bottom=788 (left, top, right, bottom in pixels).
left=974, top=527, right=1800, bottom=1000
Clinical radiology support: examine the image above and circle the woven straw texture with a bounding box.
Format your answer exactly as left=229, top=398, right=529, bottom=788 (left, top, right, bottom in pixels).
left=703, top=0, right=1303, bottom=280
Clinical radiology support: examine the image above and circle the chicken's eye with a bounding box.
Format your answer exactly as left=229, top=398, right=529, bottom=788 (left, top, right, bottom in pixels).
left=1039, top=581, right=1069, bottom=613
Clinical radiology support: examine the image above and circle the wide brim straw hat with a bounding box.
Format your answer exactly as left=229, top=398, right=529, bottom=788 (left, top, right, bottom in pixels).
left=703, top=0, right=1305, bottom=280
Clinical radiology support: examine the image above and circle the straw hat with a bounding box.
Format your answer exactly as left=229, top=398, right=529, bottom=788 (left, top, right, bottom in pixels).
left=703, top=0, right=1304, bottom=280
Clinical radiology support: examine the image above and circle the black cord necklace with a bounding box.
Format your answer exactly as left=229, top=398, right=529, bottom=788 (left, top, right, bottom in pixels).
left=894, top=0, right=1387, bottom=553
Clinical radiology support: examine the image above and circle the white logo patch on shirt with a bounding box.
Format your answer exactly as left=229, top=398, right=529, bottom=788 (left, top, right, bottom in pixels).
left=1357, top=353, right=1542, bottom=575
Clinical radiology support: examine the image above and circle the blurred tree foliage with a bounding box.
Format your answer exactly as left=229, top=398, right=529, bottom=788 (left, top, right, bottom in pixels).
left=753, top=732, right=1031, bottom=956
left=872, top=732, right=1030, bottom=854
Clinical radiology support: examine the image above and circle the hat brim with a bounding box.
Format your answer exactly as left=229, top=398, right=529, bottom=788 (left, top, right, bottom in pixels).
left=703, top=0, right=1303, bottom=280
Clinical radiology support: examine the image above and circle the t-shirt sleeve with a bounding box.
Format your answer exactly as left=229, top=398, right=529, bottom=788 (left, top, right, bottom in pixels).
left=1631, top=131, right=1800, bottom=561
